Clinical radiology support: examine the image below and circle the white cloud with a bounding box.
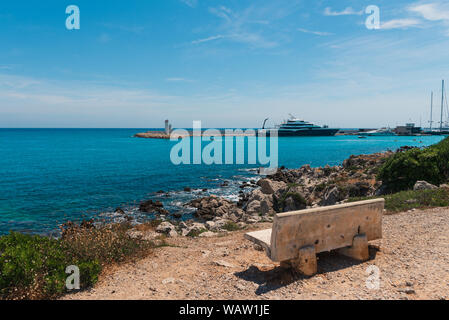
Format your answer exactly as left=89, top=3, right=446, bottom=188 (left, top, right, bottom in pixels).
left=381, top=19, right=422, bottom=30
left=196, top=4, right=287, bottom=48
left=409, top=3, right=449, bottom=21
left=297, top=28, right=333, bottom=36
left=209, top=6, right=234, bottom=22
left=165, top=78, right=194, bottom=83
left=324, top=7, right=363, bottom=16
left=180, top=0, right=198, bottom=8
left=191, top=35, right=225, bottom=44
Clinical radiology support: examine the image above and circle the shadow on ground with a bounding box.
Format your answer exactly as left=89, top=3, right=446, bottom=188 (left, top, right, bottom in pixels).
left=235, top=245, right=379, bottom=295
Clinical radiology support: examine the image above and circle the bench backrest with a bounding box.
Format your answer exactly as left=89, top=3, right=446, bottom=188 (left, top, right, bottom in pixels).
left=270, top=199, right=384, bottom=262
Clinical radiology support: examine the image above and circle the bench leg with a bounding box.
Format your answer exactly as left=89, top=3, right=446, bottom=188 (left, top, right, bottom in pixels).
left=291, top=245, right=317, bottom=276
left=338, top=234, right=369, bottom=261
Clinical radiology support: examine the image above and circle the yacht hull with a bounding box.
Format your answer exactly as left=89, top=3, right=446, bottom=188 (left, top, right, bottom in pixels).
left=261, top=128, right=339, bottom=137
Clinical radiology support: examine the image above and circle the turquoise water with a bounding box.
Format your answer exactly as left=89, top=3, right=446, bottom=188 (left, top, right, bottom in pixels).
left=0, top=129, right=445, bottom=235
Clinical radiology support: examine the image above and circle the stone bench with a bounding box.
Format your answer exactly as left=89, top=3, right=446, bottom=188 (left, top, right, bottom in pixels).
left=244, top=199, right=384, bottom=276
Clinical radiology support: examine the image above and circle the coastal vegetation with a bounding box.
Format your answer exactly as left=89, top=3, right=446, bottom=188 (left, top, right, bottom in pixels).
left=349, top=187, right=449, bottom=213
left=0, top=221, right=160, bottom=300
left=378, top=137, right=449, bottom=192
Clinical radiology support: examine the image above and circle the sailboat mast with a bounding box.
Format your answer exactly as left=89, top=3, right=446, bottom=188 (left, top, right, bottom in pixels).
left=441, top=80, right=445, bottom=132
left=430, top=91, right=433, bottom=131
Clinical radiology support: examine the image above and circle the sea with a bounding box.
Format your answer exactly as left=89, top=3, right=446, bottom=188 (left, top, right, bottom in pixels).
left=0, top=128, right=445, bottom=235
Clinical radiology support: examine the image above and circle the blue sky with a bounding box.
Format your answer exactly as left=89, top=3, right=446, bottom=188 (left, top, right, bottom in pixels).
left=1, top=0, right=449, bottom=128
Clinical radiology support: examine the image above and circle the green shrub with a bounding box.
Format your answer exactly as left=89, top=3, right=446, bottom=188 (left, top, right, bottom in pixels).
left=348, top=188, right=449, bottom=213
left=378, top=137, right=449, bottom=192
left=0, top=222, right=155, bottom=299
left=221, top=222, right=241, bottom=232
left=0, top=232, right=100, bottom=299
left=186, top=228, right=207, bottom=237
left=314, top=183, right=327, bottom=192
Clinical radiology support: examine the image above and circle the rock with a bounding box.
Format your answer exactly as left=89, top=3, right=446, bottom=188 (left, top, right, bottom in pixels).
left=257, top=179, right=287, bottom=195
left=246, top=218, right=259, bottom=224
left=205, top=221, right=216, bottom=230
left=190, top=222, right=206, bottom=232
left=179, top=222, right=188, bottom=229
left=375, top=184, right=388, bottom=196
left=184, top=187, right=192, bottom=192
left=398, top=288, right=416, bottom=294
left=156, top=221, right=176, bottom=234
left=282, top=194, right=307, bottom=212
left=235, top=283, right=246, bottom=291
left=162, top=277, right=175, bottom=285
left=253, top=244, right=264, bottom=251
left=126, top=230, right=143, bottom=239
left=321, top=186, right=340, bottom=206
left=139, top=199, right=168, bottom=214
left=168, top=229, right=178, bottom=238
left=439, top=184, right=449, bottom=190
left=413, top=181, right=437, bottom=191
left=213, top=260, right=235, bottom=268
left=142, top=231, right=159, bottom=241
left=154, top=201, right=163, bottom=207
left=199, top=231, right=216, bottom=238
left=171, top=212, right=182, bottom=219
left=245, top=189, right=275, bottom=216
left=188, top=196, right=244, bottom=221
left=347, top=181, right=373, bottom=197
left=115, top=207, right=125, bottom=215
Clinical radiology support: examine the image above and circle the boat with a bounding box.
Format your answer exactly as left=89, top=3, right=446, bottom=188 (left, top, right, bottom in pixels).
left=423, top=80, right=449, bottom=135
left=261, top=115, right=339, bottom=137
left=359, top=127, right=396, bottom=136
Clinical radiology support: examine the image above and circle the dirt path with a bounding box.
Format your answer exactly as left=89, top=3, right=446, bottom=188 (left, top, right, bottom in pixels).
left=64, top=207, right=449, bottom=300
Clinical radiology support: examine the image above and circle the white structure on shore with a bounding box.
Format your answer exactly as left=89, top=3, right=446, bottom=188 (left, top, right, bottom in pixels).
left=165, top=120, right=172, bottom=135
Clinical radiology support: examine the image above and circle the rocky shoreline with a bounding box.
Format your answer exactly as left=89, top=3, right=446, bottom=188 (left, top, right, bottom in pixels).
left=114, top=150, right=398, bottom=240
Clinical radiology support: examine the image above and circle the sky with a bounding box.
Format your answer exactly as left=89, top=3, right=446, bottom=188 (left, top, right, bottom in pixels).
left=1, top=0, right=449, bottom=128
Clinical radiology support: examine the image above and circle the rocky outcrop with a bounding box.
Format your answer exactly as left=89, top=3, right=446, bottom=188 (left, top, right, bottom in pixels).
left=188, top=196, right=244, bottom=221
left=139, top=199, right=169, bottom=215
left=413, top=181, right=438, bottom=191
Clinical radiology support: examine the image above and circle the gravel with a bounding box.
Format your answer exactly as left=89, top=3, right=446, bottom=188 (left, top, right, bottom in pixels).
left=63, top=207, right=449, bottom=300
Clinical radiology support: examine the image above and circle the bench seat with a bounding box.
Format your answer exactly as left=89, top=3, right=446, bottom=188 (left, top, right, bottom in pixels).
left=244, top=229, right=272, bottom=256
left=244, top=198, right=384, bottom=276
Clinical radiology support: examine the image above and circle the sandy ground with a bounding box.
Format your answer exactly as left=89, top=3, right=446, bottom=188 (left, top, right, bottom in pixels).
left=64, top=207, right=449, bottom=300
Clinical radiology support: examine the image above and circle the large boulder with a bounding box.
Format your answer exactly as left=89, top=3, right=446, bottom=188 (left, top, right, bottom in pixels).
left=413, top=181, right=438, bottom=191
left=321, top=186, right=341, bottom=206
left=257, top=179, right=287, bottom=195
left=188, top=196, right=244, bottom=221
left=244, top=189, right=275, bottom=216
left=156, top=221, right=178, bottom=237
